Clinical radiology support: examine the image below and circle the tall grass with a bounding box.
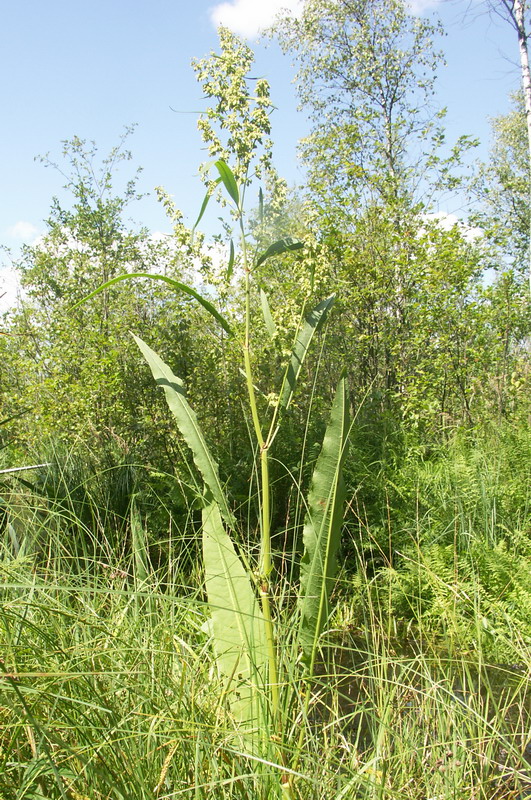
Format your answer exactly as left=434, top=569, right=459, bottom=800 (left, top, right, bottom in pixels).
left=1, top=454, right=530, bottom=799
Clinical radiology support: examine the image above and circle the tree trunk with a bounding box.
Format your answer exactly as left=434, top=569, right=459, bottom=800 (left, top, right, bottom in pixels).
left=512, top=0, right=531, bottom=292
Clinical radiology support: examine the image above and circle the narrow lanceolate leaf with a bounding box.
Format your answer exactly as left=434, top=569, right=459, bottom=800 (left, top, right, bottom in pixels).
left=256, top=237, right=304, bottom=267
left=193, top=176, right=222, bottom=231
left=258, top=187, right=264, bottom=225
left=213, top=160, right=240, bottom=208
left=299, top=377, right=349, bottom=668
left=226, top=238, right=235, bottom=282
left=203, top=501, right=267, bottom=726
left=279, top=295, right=335, bottom=410
left=259, top=288, right=277, bottom=340
left=133, top=335, right=235, bottom=528
left=0, top=464, right=50, bottom=475
left=71, top=273, right=232, bottom=336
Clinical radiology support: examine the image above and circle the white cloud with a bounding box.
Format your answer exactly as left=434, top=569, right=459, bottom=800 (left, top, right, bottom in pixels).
left=407, top=0, right=444, bottom=13
left=5, top=221, right=41, bottom=243
left=422, top=212, right=483, bottom=244
left=210, top=0, right=444, bottom=35
left=0, top=266, right=22, bottom=314
left=210, top=0, right=303, bottom=39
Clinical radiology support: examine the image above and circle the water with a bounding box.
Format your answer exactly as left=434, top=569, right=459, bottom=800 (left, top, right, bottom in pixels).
left=306, top=631, right=531, bottom=796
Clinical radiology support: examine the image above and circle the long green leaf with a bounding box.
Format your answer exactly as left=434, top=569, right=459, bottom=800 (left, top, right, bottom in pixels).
left=298, top=377, right=349, bottom=667
left=256, top=237, right=304, bottom=267
left=213, top=160, right=240, bottom=208
left=226, top=238, right=235, bottom=282
left=279, top=295, right=335, bottom=410
left=203, top=501, right=267, bottom=727
left=259, top=287, right=277, bottom=340
left=0, top=408, right=32, bottom=427
left=192, top=176, right=222, bottom=231
left=133, top=335, right=235, bottom=528
left=0, top=463, right=50, bottom=475
left=72, top=273, right=232, bottom=336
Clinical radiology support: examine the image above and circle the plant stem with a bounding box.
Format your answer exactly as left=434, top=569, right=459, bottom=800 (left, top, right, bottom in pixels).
left=260, top=447, right=272, bottom=578
left=260, top=580, right=279, bottom=715
left=242, top=223, right=264, bottom=449
left=240, top=215, right=279, bottom=722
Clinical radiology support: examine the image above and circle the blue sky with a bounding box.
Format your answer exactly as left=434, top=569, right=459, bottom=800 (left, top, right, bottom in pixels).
left=0, top=0, right=523, bottom=287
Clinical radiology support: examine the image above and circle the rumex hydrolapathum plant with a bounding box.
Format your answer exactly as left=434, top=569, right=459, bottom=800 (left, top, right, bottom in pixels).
left=78, top=158, right=349, bottom=797
left=73, top=28, right=349, bottom=795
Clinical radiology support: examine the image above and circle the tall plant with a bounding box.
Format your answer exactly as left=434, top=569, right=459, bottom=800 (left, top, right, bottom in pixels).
left=81, top=156, right=349, bottom=794
left=79, top=30, right=351, bottom=794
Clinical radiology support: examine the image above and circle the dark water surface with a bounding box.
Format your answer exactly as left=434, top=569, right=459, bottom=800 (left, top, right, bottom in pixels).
left=307, top=632, right=531, bottom=797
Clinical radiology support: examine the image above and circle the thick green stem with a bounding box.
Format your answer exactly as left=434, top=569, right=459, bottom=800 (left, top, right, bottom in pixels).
left=259, top=446, right=279, bottom=721
left=259, top=583, right=279, bottom=716
left=240, top=216, right=279, bottom=723
left=260, top=448, right=271, bottom=577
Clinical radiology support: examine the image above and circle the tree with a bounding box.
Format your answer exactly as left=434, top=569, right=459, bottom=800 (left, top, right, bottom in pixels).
left=2, top=134, right=200, bottom=466
left=268, top=0, right=490, bottom=437
left=272, top=0, right=454, bottom=211
left=473, top=93, right=530, bottom=274
left=477, top=0, right=531, bottom=289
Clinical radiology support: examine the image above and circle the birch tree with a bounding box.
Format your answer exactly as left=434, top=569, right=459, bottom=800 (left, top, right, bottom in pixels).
left=272, top=0, right=449, bottom=212
left=483, top=0, right=531, bottom=289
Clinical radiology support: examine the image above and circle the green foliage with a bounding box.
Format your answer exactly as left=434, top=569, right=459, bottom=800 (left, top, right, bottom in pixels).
left=473, top=92, right=531, bottom=276
left=256, top=237, right=305, bottom=267
left=273, top=0, right=450, bottom=207
left=1, top=482, right=530, bottom=799
left=267, top=0, right=501, bottom=442
left=2, top=134, right=195, bottom=461
left=2, top=18, right=531, bottom=800
left=279, top=295, right=335, bottom=411
left=202, top=500, right=267, bottom=731
left=344, top=421, right=531, bottom=661
left=128, top=161, right=349, bottom=788
left=304, top=206, right=492, bottom=438
left=78, top=271, right=233, bottom=335
left=299, top=377, right=349, bottom=668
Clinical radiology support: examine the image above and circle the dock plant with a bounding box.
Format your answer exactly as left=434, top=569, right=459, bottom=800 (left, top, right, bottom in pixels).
left=71, top=30, right=353, bottom=796
left=80, top=153, right=349, bottom=797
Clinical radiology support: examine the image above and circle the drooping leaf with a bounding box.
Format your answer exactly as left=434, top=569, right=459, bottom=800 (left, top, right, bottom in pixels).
left=279, top=295, right=335, bottom=410
left=226, top=238, right=235, bottom=281
left=192, top=176, right=222, bottom=231
left=256, top=237, right=304, bottom=267
left=298, top=377, right=349, bottom=668
left=132, top=335, right=235, bottom=528
left=259, top=287, right=277, bottom=340
left=72, top=273, right=232, bottom=336
left=203, top=501, right=267, bottom=727
left=213, top=160, right=240, bottom=208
